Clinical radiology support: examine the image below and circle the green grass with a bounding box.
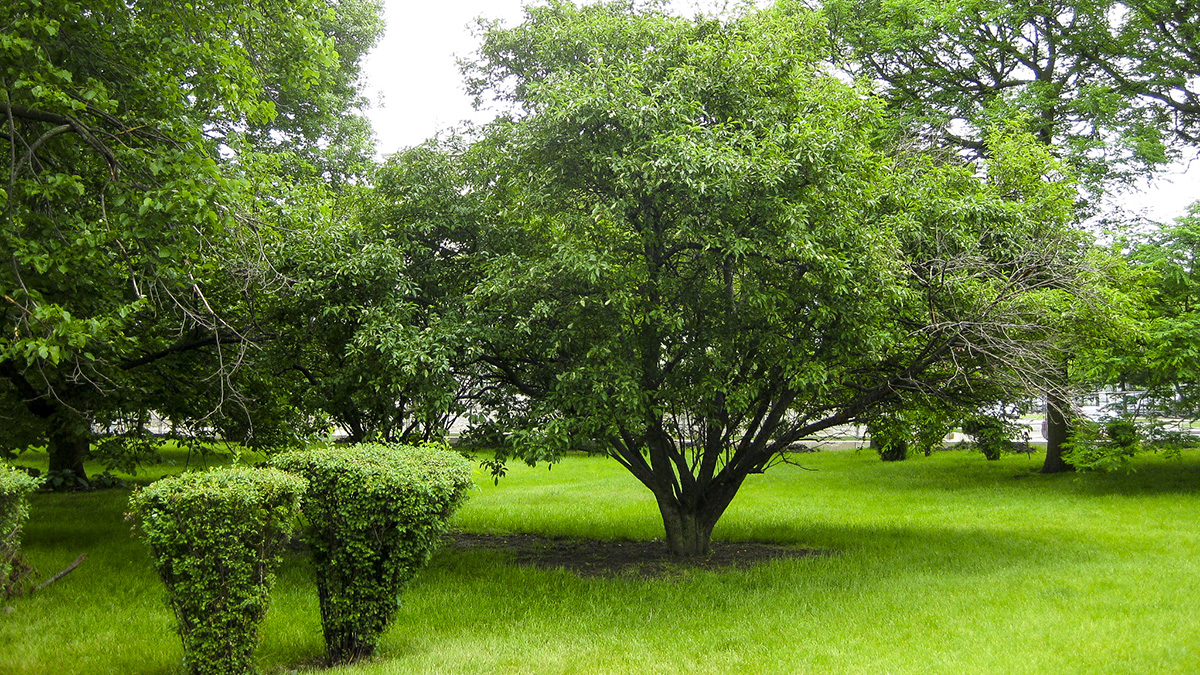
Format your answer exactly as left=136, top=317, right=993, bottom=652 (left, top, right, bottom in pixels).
left=4, top=448, right=1200, bottom=674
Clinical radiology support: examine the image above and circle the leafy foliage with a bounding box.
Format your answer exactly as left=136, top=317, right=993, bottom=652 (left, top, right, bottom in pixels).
left=0, top=0, right=382, bottom=476
left=357, top=2, right=1099, bottom=554
left=399, top=0, right=1095, bottom=556
left=1118, top=203, right=1200, bottom=417
left=1063, top=418, right=1136, bottom=471
left=1067, top=200, right=1200, bottom=469
left=0, top=465, right=42, bottom=598
left=128, top=467, right=306, bottom=675
left=867, top=403, right=957, bottom=460
left=962, top=413, right=1028, bottom=461
left=822, top=0, right=1177, bottom=194
left=1108, top=0, right=1200, bottom=144
left=270, top=443, right=473, bottom=664
left=868, top=415, right=911, bottom=462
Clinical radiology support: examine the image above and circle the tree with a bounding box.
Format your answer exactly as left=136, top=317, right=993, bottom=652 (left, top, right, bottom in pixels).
left=819, top=0, right=1192, bottom=472
left=0, top=0, right=382, bottom=478
left=428, top=0, right=1090, bottom=556
left=262, top=135, right=502, bottom=444
left=1103, top=0, right=1200, bottom=144
left=822, top=0, right=1177, bottom=192
left=1084, top=201, right=1200, bottom=421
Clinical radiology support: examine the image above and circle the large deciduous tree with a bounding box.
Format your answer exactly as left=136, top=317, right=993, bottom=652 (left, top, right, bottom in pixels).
left=262, top=135, right=503, bottom=445
left=417, top=0, right=1091, bottom=556
left=1106, top=0, right=1200, bottom=144
left=0, top=0, right=381, bottom=478
left=819, top=0, right=1196, bottom=472
left=822, top=0, right=1177, bottom=191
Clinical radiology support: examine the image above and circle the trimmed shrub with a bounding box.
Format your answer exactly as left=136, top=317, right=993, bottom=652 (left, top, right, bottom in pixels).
left=128, top=467, right=307, bottom=675
left=271, top=443, right=473, bottom=664
left=1, top=466, right=43, bottom=598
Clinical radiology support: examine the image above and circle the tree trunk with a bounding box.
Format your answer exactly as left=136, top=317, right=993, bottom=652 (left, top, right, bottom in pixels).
left=47, top=422, right=89, bottom=480
left=653, top=491, right=734, bottom=558
left=0, top=362, right=89, bottom=478
left=1041, top=391, right=1074, bottom=474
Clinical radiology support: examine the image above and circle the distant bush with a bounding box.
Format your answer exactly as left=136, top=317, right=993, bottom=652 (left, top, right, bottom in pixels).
left=1105, top=419, right=1141, bottom=453
left=1, top=466, right=43, bottom=598
left=962, top=415, right=1026, bottom=461
left=1065, top=417, right=1152, bottom=471
left=128, top=467, right=307, bottom=675
left=271, top=443, right=473, bottom=664
left=868, top=416, right=909, bottom=461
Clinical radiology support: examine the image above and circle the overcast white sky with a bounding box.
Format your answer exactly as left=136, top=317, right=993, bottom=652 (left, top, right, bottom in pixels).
left=360, top=0, right=1197, bottom=223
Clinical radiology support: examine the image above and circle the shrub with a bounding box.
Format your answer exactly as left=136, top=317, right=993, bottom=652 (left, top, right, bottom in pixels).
left=1105, top=418, right=1141, bottom=453
left=867, top=407, right=955, bottom=461
left=962, top=415, right=1024, bottom=461
left=271, top=443, right=473, bottom=664
left=1064, top=417, right=1145, bottom=471
left=910, top=409, right=955, bottom=456
left=868, top=416, right=909, bottom=462
left=128, top=467, right=307, bottom=675
left=1, top=466, right=43, bottom=598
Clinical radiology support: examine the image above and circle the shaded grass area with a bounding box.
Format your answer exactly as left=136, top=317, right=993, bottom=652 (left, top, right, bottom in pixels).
left=3, top=449, right=1200, bottom=674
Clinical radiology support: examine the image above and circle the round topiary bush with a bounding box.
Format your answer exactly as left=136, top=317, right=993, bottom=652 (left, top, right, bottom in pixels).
left=270, top=443, right=473, bottom=664
left=128, top=467, right=307, bottom=675
left=1, top=466, right=43, bottom=598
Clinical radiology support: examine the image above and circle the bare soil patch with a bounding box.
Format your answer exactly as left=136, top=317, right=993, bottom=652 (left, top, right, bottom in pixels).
left=446, top=533, right=827, bottom=578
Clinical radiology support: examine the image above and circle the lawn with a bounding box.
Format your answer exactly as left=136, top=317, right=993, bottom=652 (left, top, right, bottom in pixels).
left=3, top=447, right=1200, bottom=674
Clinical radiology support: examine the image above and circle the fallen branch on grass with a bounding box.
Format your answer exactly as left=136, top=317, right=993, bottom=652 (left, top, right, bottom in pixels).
left=34, top=554, right=87, bottom=592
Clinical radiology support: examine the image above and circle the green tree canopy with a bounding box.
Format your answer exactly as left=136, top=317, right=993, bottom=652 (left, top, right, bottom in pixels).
left=393, top=0, right=1094, bottom=556
left=0, top=0, right=382, bottom=477
left=822, top=0, right=1179, bottom=194
left=818, top=0, right=1200, bottom=472
left=1086, top=201, right=1200, bottom=419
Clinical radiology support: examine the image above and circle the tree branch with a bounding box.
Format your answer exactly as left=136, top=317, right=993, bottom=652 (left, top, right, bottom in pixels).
left=121, top=332, right=247, bottom=370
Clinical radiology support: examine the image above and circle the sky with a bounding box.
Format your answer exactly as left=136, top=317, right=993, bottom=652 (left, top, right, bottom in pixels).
left=360, top=1, right=1197, bottom=224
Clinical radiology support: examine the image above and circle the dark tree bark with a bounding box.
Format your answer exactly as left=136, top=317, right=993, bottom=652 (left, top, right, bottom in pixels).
left=46, top=425, right=90, bottom=479
left=1041, top=391, right=1074, bottom=474
left=656, top=494, right=717, bottom=557
left=1, top=362, right=90, bottom=479
left=652, top=478, right=741, bottom=558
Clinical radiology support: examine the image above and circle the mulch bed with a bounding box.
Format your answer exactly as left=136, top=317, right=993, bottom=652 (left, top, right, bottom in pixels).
left=445, top=533, right=828, bottom=578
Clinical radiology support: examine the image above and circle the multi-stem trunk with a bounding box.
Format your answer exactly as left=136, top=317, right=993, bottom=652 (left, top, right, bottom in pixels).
left=317, top=578, right=376, bottom=665
left=654, top=493, right=720, bottom=557
left=650, top=472, right=743, bottom=558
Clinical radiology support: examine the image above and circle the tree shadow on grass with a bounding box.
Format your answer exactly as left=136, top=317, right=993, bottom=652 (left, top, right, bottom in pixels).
left=392, top=518, right=1104, bottom=670
left=1053, top=455, right=1200, bottom=497
left=444, top=532, right=829, bottom=578
left=23, top=490, right=134, bottom=550
left=433, top=518, right=1092, bottom=581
